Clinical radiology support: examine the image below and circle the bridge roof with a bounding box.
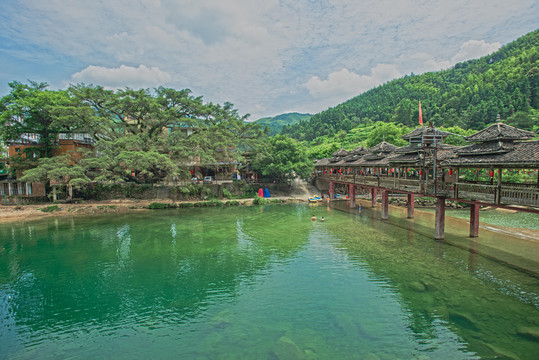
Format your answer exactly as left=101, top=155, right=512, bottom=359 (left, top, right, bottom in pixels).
left=368, top=140, right=399, bottom=153
left=441, top=140, right=539, bottom=168
left=402, top=126, right=451, bottom=140
left=332, top=148, right=351, bottom=157
left=351, top=146, right=367, bottom=155
left=465, top=121, right=535, bottom=142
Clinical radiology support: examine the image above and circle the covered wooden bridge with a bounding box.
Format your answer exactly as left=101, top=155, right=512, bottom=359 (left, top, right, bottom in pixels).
left=313, top=119, right=539, bottom=239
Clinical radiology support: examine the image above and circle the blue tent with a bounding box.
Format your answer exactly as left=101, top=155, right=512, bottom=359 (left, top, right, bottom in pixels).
left=263, top=188, right=271, bottom=198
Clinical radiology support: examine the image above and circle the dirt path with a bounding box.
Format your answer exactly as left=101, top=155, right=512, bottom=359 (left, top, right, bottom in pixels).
left=287, top=178, right=320, bottom=201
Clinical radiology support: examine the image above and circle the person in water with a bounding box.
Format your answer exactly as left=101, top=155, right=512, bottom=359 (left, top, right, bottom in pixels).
left=311, top=215, right=316, bottom=221
left=320, top=217, right=325, bottom=222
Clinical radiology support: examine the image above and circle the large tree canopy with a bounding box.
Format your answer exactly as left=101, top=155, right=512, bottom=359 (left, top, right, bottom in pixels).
left=1, top=82, right=265, bottom=184
left=0, top=81, right=88, bottom=157
left=250, top=135, right=313, bottom=182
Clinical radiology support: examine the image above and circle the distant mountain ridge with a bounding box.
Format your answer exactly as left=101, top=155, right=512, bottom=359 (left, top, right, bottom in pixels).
left=282, top=30, right=539, bottom=141
left=253, top=112, right=312, bottom=135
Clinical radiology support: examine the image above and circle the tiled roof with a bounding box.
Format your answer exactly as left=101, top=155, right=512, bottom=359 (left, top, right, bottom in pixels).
left=389, top=146, right=458, bottom=166
left=465, top=122, right=535, bottom=142
left=332, top=148, right=351, bottom=157
left=395, top=144, right=421, bottom=154
left=358, top=153, right=399, bottom=167
left=368, top=141, right=399, bottom=153
left=343, top=154, right=361, bottom=162
left=351, top=146, right=367, bottom=155
left=402, top=126, right=451, bottom=140
left=456, top=141, right=515, bottom=155
left=442, top=141, right=539, bottom=168
left=314, top=158, right=331, bottom=166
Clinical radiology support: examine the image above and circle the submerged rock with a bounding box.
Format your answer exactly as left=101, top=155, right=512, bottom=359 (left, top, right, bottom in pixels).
left=516, top=326, right=539, bottom=341
left=334, top=312, right=359, bottom=338
left=270, top=336, right=305, bottom=360
left=364, top=353, right=381, bottom=360
left=448, top=310, right=479, bottom=331
left=485, top=343, right=521, bottom=360
left=409, top=281, right=426, bottom=292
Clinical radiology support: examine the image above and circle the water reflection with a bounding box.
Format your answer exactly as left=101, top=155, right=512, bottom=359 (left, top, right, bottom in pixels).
left=0, top=204, right=538, bottom=359
left=327, top=201, right=539, bottom=359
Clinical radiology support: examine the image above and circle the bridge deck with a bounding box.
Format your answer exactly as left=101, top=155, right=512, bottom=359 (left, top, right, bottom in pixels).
left=319, top=174, right=539, bottom=208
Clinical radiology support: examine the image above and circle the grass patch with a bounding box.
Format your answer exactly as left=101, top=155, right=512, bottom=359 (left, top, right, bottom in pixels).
left=97, top=205, right=116, bottom=209
left=40, top=205, right=59, bottom=212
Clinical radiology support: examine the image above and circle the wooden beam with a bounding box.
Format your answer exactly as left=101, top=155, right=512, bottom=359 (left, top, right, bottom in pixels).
left=470, top=203, right=480, bottom=237
left=381, top=190, right=389, bottom=220
left=407, top=193, right=415, bottom=218
left=434, top=197, right=446, bottom=240
left=349, top=184, right=356, bottom=208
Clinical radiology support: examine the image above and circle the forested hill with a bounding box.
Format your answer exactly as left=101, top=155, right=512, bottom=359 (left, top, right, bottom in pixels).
left=282, top=30, right=539, bottom=141
left=253, top=112, right=312, bottom=135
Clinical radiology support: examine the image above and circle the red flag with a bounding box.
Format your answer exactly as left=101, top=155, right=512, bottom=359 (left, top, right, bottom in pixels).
left=419, top=101, right=423, bottom=126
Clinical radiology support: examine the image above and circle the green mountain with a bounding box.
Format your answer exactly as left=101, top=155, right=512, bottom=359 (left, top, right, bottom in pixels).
left=253, top=112, right=312, bottom=136
left=283, top=30, right=539, bottom=141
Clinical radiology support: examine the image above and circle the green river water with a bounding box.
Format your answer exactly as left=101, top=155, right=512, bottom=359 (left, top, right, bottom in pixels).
left=1, top=203, right=538, bottom=359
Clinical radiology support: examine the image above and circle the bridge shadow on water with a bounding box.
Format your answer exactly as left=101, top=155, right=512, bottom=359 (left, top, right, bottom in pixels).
left=328, top=198, right=539, bottom=277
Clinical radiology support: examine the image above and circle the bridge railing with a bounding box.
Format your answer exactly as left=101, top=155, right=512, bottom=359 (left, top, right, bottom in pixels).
left=453, top=183, right=497, bottom=202
left=500, top=185, right=539, bottom=206
left=316, top=174, right=539, bottom=206
left=395, top=179, right=421, bottom=193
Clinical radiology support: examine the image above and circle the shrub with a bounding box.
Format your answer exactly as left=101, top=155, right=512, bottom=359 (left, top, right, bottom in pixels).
left=222, top=188, right=233, bottom=199
left=178, top=202, right=194, bottom=208
left=252, top=196, right=269, bottom=205
left=148, top=202, right=176, bottom=209
left=207, top=199, right=224, bottom=207
left=243, top=185, right=257, bottom=198
left=178, top=185, right=192, bottom=195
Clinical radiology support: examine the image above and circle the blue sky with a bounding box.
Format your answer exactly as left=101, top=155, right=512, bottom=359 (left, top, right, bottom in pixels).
left=0, top=0, right=537, bottom=120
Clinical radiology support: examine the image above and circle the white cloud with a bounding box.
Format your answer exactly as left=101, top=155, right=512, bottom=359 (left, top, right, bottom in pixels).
left=0, top=0, right=537, bottom=118
left=304, top=65, right=401, bottom=102
left=70, top=65, right=171, bottom=89
left=451, top=39, right=502, bottom=64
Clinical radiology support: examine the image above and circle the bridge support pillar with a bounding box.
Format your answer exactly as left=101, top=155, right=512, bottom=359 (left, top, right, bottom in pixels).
left=371, top=188, right=377, bottom=207
left=407, top=193, right=415, bottom=219
left=434, top=197, right=446, bottom=240
left=470, top=203, right=480, bottom=237
left=381, top=190, right=389, bottom=220
left=349, top=184, right=356, bottom=208
left=329, top=182, right=335, bottom=199
left=407, top=194, right=415, bottom=219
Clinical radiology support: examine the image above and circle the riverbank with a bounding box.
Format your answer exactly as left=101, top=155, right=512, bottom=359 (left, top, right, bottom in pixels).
left=0, top=197, right=308, bottom=224
left=0, top=178, right=320, bottom=224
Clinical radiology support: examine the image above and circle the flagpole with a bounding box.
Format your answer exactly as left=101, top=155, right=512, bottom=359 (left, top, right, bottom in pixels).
left=419, top=100, right=423, bottom=127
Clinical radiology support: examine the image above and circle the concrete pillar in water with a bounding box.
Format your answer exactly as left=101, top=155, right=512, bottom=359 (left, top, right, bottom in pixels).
left=381, top=190, right=389, bottom=220
left=407, top=193, right=415, bottom=219
left=349, top=184, right=356, bottom=208
left=470, top=203, right=480, bottom=237
left=434, top=197, right=446, bottom=240
left=329, top=182, right=335, bottom=199
left=371, top=188, right=377, bottom=207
